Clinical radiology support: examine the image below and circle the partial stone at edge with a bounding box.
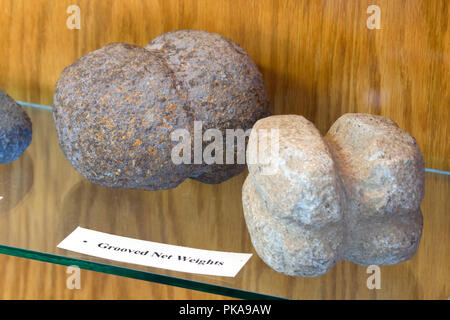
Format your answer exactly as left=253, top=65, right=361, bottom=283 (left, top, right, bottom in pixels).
left=0, top=89, right=32, bottom=164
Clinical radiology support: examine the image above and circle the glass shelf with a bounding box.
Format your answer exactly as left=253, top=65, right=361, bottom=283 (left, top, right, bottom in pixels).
left=0, top=106, right=449, bottom=300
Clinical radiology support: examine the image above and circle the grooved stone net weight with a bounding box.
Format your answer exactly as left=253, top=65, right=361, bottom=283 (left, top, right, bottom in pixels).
left=243, top=114, right=424, bottom=277
left=53, top=30, right=270, bottom=190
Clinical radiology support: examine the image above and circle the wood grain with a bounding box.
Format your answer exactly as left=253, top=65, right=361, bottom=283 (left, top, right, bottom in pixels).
left=0, top=0, right=449, bottom=300
left=0, top=254, right=229, bottom=299
left=0, top=0, right=448, bottom=170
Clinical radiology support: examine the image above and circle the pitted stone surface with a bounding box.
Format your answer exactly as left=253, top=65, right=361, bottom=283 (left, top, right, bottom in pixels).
left=53, top=30, right=269, bottom=190
left=0, top=89, right=32, bottom=164
left=243, top=114, right=424, bottom=277
left=146, top=30, right=270, bottom=183
left=325, top=114, right=424, bottom=266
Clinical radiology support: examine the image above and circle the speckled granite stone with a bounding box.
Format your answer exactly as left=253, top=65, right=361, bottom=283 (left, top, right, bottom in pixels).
left=0, top=90, right=32, bottom=164
left=243, top=114, right=424, bottom=277
left=53, top=30, right=269, bottom=190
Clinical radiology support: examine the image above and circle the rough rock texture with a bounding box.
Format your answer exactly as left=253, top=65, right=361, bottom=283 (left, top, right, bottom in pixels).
left=325, top=114, right=424, bottom=266
left=0, top=89, right=32, bottom=164
left=146, top=30, right=270, bottom=183
left=53, top=30, right=269, bottom=190
left=243, top=114, right=424, bottom=277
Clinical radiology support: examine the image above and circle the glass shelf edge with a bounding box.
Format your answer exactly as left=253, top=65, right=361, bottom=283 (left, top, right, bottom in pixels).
left=0, top=244, right=286, bottom=300
left=17, top=101, right=53, bottom=111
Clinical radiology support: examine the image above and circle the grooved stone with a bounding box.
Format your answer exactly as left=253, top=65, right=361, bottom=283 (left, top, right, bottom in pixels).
left=0, top=90, right=32, bottom=164
left=53, top=30, right=269, bottom=190
left=243, top=114, right=424, bottom=277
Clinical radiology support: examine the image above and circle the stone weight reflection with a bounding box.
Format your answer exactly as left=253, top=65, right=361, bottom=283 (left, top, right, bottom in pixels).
left=0, top=152, right=34, bottom=214
left=58, top=176, right=249, bottom=255
left=243, top=114, right=425, bottom=277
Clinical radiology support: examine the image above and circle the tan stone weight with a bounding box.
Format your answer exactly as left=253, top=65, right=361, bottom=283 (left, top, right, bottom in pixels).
left=244, top=115, right=345, bottom=277
left=325, top=114, right=424, bottom=265
left=243, top=114, right=424, bottom=277
left=243, top=177, right=345, bottom=277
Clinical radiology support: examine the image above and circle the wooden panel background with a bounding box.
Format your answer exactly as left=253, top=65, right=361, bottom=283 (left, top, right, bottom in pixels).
left=0, top=0, right=449, bottom=300
left=0, top=254, right=228, bottom=299
left=0, top=0, right=448, bottom=170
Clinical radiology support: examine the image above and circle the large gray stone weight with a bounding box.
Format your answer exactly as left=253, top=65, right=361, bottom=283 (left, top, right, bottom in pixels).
left=53, top=30, right=269, bottom=190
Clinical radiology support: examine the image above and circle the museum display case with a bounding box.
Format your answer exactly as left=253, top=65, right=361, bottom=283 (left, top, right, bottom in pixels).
left=0, top=0, right=448, bottom=300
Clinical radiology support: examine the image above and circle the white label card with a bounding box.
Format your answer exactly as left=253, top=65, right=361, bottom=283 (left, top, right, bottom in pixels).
left=57, top=227, right=252, bottom=277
